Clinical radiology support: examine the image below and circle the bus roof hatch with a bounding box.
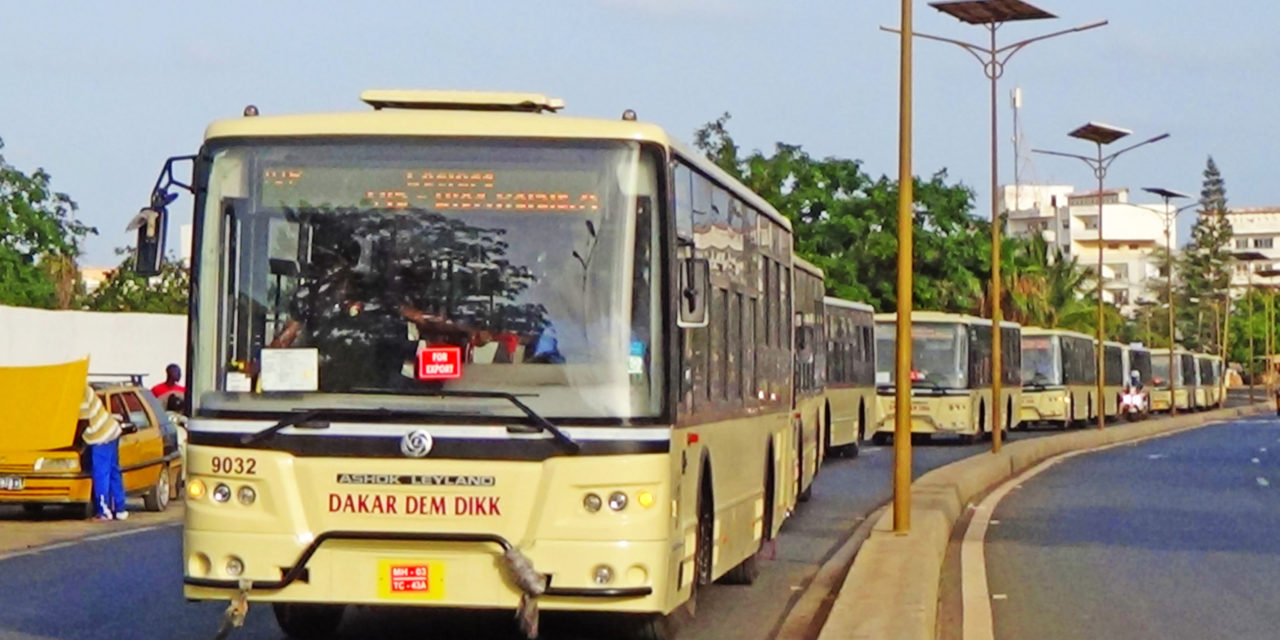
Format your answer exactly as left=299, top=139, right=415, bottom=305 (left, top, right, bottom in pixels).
left=359, top=90, right=565, bottom=113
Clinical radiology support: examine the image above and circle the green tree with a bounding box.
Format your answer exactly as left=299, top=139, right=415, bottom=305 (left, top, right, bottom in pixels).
left=83, top=249, right=190, bottom=314
left=693, top=114, right=985, bottom=314
left=0, top=138, right=96, bottom=308
left=1179, top=156, right=1234, bottom=353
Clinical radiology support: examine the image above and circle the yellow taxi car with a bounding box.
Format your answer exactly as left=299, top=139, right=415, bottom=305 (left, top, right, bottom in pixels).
left=0, top=360, right=183, bottom=518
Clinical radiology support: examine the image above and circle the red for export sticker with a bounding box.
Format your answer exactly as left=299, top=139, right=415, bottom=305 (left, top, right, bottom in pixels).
left=418, top=346, right=463, bottom=380
left=390, top=564, right=430, bottom=593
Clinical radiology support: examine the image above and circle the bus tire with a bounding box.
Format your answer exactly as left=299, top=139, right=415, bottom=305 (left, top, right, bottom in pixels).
left=846, top=404, right=864, bottom=458
left=626, top=614, right=682, bottom=640
left=695, top=472, right=715, bottom=588
left=797, top=429, right=813, bottom=503
left=272, top=603, right=346, bottom=639
left=871, top=432, right=890, bottom=446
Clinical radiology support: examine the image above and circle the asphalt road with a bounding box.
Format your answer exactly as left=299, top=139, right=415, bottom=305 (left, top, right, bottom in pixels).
left=0, top=420, right=1066, bottom=640
left=983, top=410, right=1280, bottom=640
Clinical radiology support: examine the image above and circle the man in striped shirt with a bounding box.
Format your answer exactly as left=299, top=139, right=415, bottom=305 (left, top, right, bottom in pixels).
left=81, top=384, right=127, bottom=521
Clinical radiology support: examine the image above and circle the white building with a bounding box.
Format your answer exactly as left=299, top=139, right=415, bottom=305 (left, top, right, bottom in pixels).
left=1222, top=207, right=1280, bottom=291
left=1003, top=185, right=1177, bottom=315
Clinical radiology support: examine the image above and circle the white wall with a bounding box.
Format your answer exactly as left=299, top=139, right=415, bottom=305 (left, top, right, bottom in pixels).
left=0, top=305, right=187, bottom=385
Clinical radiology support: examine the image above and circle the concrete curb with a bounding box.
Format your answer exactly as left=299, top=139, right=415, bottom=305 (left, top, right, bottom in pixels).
left=815, top=402, right=1271, bottom=640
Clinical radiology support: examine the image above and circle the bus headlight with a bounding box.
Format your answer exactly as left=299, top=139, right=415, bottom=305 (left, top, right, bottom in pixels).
left=593, top=565, right=615, bottom=585
left=583, top=493, right=603, bottom=513
left=608, top=492, right=628, bottom=511
left=237, top=486, right=257, bottom=506
left=225, top=556, right=245, bottom=577
left=212, top=483, right=232, bottom=503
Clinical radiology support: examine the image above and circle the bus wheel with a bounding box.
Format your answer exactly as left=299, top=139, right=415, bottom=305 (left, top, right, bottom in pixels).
left=695, top=475, right=715, bottom=588
left=871, top=432, right=890, bottom=446
left=272, top=603, right=346, bottom=639
left=626, top=614, right=683, bottom=640
left=845, top=405, right=864, bottom=459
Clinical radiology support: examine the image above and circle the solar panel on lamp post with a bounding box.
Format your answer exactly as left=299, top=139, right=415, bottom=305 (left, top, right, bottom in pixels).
left=881, top=1, right=1106, bottom=454
left=1034, top=124, right=1170, bottom=429
left=1142, top=187, right=1193, bottom=414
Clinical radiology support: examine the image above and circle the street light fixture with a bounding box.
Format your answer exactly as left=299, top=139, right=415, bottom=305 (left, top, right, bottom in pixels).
left=1235, top=251, right=1269, bottom=402
left=1035, top=124, right=1170, bottom=430
left=883, top=1, right=1106, bottom=454
left=1141, top=187, right=1195, bottom=414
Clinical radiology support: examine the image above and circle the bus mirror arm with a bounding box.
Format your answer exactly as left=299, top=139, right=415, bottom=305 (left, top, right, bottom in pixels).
left=128, top=154, right=197, bottom=277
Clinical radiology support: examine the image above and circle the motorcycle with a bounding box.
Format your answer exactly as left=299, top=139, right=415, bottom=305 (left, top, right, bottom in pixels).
left=1120, top=385, right=1148, bottom=421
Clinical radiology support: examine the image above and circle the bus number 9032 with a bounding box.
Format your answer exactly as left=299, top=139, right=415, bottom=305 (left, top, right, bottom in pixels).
left=210, top=456, right=257, bottom=475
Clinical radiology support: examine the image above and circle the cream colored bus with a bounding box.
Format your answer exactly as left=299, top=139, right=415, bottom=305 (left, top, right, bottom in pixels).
left=138, top=90, right=803, bottom=639
left=822, top=296, right=876, bottom=456
left=1101, top=341, right=1127, bottom=419
left=1199, top=354, right=1224, bottom=408
left=1150, top=348, right=1193, bottom=412
left=871, top=312, right=1021, bottom=444
left=792, top=257, right=826, bottom=501
left=1019, top=328, right=1096, bottom=429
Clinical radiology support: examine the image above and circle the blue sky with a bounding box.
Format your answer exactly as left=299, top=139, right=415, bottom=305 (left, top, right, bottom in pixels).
left=1, top=1, right=1273, bottom=265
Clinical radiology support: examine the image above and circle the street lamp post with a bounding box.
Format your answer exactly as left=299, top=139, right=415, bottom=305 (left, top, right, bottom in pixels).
left=1142, top=188, right=1196, bottom=414
left=1035, top=124, right=1170, bottom=429
left=883, top=1, right=1105, bottom=454
left=1235, top=251, right=1269, bottom=402
left=891, top=0, right=915, bottom=534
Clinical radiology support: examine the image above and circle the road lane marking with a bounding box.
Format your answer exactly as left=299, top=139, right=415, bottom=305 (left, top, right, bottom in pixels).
left=0, top=522, right=180, bottom=563
left=992, top=594, right=1008, bottom=600
left=1252, top=458, right=1261, bottom=464
left=1147, top=454, right=1166, bottom=460
left=1262, top=448, right=1268, bottom=452
left=1258, top=477, right=1271, bottom=487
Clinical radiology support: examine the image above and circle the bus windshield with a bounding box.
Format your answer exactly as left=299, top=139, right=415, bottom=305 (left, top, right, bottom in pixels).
left=1151, top=357, right=1171, bottom=387
left=1021, top=335, right=1062, bottom=386
left=189, top=138, right=664, bottom=421
left=875, top=322, right=967, bottom=389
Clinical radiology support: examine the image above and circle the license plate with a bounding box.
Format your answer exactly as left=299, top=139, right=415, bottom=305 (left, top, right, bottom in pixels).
left=0, top=476, right=24, bottom=491
left=377, top=559, right=445, bottom=600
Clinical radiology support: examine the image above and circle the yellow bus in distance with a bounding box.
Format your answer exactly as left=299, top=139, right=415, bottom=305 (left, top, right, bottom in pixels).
left=872, top=312, right=1021, bottom=444
left=792, top=256, right=826, bottom=502
left=151, top=90, right=810, bottom=639
left=1150, top=348, right=1193, bottom=412
left=1101, top=341, right=1127, bottom=419
left=1019, top=328, right=1097, bottom=429
left=1193, top=353, right=1220, bottom=409
left=822, top=296, right=876, bottom=456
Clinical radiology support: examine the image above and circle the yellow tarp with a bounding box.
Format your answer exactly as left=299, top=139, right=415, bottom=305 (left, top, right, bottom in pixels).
left=0, top=359, right=89, bottom=452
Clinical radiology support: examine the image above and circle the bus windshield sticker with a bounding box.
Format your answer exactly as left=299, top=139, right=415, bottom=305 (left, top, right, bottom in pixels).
left=259, top=348, right=319, bottom=392
left=417, top=346, right=463, bottom=380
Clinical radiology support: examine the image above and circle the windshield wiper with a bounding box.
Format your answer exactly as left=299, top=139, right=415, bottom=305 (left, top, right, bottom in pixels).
left=241, top=408, right=339, bottom=445
left=423, top=390, right=581, bottom=454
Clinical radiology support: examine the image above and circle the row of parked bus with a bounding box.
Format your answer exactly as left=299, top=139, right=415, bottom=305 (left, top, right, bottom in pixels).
left=791, top=302, right=1227, bottom=482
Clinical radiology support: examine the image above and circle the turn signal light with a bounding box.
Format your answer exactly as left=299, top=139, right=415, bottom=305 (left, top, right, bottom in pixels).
left=636, top=490, right=655, bottom=509
left=187, top=479, right=207, bottom=500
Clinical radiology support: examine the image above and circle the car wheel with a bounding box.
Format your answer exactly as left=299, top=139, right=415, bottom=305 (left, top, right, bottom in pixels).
left=144, top=463, right=171, bottom=512
left=273, top=603, right=346, bottom=639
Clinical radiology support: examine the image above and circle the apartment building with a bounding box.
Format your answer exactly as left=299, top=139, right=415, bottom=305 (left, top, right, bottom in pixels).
left=1003, top=185, right=1176, bottom=315
left=1223, top=207, right=1280, bottom=290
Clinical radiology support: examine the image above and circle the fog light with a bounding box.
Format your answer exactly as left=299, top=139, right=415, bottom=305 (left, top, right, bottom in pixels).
left=636, top=490, right=655, bottom=509
left=593, top=565, right=615, bottom=585
left=188, top=553, right=211, bottom=577
left=608, top=491, right=628, bottom=511
left=583, top=493, right=602, bottom=513
left=187, top=479, right=206, bottom=500
left=225, top=556, right=244, bottom=577
left=212, top=483, right=231, bottom=503
left=237, top=486, right=257, bottom=505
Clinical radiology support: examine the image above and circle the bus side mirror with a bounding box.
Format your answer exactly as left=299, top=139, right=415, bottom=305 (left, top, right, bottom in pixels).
left=677, top=258, right=709, bottom=328
left=126, top=201, right=170, bottom=277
